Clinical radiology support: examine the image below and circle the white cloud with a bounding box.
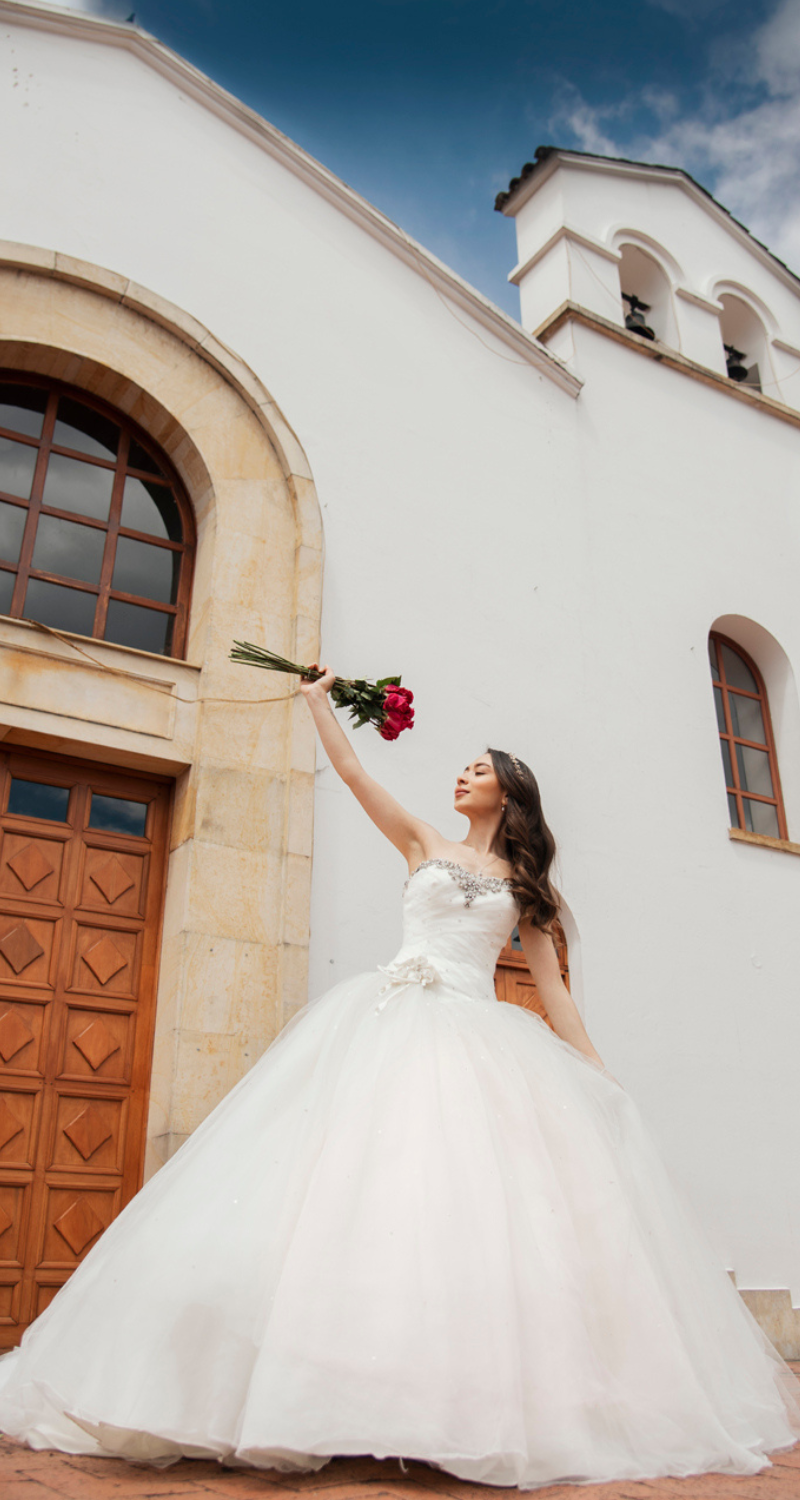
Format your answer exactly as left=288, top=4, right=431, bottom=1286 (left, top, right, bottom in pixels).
left=645, top=0, right=731, bottom=17
left=754, top=0, right=800, bottom=94
left=20, top=0, right=125, bottom=15
left=549, top=0, right=800, bottom=275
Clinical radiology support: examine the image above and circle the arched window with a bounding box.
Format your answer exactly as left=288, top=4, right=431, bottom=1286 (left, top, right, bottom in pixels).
left=0, top=376, right=194, bottom=658
left=618, top=243, right=678, bottom=347
left=718, top=294, right=768, bottom=391
left=709, top=632, right=787, bottom=839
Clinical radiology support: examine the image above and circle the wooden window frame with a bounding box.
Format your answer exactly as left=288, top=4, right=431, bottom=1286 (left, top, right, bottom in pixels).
left=0, top=373, right=195, bottom=659
left=709, top=630, right=788, bottom=840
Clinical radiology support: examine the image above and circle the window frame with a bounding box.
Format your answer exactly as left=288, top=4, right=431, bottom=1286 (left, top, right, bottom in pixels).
left=0, top=372, right=195, bottom=659
left=709, top=630, right=788, bottom=840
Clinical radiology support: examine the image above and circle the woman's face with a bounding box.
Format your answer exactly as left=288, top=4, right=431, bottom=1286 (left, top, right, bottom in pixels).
left=454, top=755, right=503, bottom=817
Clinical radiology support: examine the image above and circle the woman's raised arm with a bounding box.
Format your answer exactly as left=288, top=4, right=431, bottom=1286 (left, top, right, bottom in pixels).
left=300, top=665, right=432, bottom=865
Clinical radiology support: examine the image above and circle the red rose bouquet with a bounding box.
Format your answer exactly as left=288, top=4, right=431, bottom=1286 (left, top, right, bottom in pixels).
left=230, top=642, right=415, bottom=740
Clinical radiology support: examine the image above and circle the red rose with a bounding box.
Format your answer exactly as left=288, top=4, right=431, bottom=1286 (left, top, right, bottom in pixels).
left=379, top=684, right=414, bottom=740
left=385, top=686, right=413, bottom=707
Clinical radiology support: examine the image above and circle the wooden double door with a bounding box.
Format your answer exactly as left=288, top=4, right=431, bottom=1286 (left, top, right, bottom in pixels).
left=0, top=748, right=171, bottom=1348
left=494, top=922, right=569, bottom=1027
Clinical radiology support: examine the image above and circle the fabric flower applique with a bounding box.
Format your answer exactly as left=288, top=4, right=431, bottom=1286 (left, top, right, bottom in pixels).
left=375, top=955, right=441, bottom=1010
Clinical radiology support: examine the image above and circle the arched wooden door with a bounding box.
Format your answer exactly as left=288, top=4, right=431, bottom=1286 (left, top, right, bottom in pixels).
left=494, top=922, right=569, bottom=1029
left=0, top=747, right=171, bottom=1348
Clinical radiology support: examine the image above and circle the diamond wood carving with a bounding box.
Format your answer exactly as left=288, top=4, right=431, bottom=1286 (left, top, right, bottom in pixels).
left=0, top=1098, right=24, bottom=1152
left=72, top=1019, right=121, bottom=1072
left=0, top=749, right=171, bottom=1349
left=90, top=856, right=135, bottom=906
left=53, top=1196, right=104, bottom=1256
left=82, top=936, right=127, bottom=987
left=0, top=925, right=45, bottom=975
left=7, top=843, right=54, bottom=892
left=63, top=1105, right=113, bottom=1161
left=0, top=1009, right=34, bottom=1063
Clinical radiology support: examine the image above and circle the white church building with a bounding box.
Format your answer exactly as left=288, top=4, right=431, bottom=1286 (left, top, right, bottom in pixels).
left=0, top=0, right=798, bottom=1356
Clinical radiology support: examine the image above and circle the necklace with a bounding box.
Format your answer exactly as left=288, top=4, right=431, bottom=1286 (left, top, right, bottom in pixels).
left=459, top=846, right=504, bottom=877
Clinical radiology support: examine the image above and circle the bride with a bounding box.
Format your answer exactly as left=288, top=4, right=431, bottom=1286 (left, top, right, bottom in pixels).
left=0, top=665, right=798, bottom=1488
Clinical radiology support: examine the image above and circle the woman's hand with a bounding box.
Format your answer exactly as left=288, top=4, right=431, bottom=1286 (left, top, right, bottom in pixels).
left=299, top=663, right=336, bottom=700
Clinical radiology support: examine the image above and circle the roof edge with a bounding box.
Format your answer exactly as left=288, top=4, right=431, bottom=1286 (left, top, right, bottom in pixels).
left=0, top=0, right=580, bottom=396
left=496, top=147, right=800, bottom=299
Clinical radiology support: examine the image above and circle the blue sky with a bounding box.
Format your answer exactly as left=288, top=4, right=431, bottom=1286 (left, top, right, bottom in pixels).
left=66, top=0, right=800, bottom=317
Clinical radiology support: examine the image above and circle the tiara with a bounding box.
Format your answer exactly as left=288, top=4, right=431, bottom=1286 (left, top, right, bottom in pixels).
left=509, top=753, right=522, bottom=774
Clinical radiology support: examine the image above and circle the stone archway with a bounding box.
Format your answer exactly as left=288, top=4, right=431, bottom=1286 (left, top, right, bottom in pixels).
left=0, top=244, right=324, bottom=1179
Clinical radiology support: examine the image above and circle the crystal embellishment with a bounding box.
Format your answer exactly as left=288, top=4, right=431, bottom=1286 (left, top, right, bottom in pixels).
left=403, top=859, right=513, bottom=907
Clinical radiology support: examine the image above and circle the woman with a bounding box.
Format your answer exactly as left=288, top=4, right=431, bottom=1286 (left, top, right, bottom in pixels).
left=0, top=666, right=798, bottom=1487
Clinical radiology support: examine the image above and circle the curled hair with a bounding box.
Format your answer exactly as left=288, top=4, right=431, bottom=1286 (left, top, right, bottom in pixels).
left=487, top=749, right=559, bottom=930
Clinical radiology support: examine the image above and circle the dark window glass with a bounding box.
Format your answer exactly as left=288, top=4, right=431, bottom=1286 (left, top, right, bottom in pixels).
left=0, top=385, right=47, bottom=439
left=709, top=632, right=786, bottom=839
left=0, top=436, right=38, bottom=500
left=42, top=452, right=114, bottom=521
left=53, top=398, right=119, bottom=461
left=105, top=598, right=172, bottom=655
left=728, top=691, right=766, bottom=744
left=510, top=926, right=523, bottom=951
left=0, top=380, right=190, bottom=658
left=23, top=578, right=97, bottom=636
left=735, top=743, right=774, bottom=799
left=127, top=439, right=164, bottom=477
left=742, top=798, right=780, bottom=839
left=32, top=514, right=106, bottom=585
left=0, top=501, right=27, bottom=565
left=88, top=792, right=147, bottom=836
left=112, top=536, right=178, bottom=603
left=121, top=476, right=182, bottom=541
left=720, top=642, right=757, bottom=693
left=7, top=777, right=70, bottom=822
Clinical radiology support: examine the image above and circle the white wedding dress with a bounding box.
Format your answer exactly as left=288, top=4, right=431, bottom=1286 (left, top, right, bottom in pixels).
left=0, top=858, right=799, bottom=1488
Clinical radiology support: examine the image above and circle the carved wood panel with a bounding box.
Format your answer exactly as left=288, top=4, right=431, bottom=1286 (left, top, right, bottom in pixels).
left=0, top=747, right=171, bottom=1347
left=0, top=835, right=67, bottom=906
left=494, top=921, right=570, bottom=1030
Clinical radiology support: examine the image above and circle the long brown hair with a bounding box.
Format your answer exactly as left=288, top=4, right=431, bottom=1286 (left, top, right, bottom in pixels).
left=487, top=749, right=560, bottom=930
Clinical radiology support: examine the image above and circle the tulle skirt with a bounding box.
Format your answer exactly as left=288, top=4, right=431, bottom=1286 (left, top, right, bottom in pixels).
left=0, top=970, right=798, bottom=1488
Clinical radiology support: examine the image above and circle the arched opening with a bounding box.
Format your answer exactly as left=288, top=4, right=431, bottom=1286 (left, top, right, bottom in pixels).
left=711, top=615, right=800, bottom=839
left=0, top=248, right=323, bottom=1170
left=0, top=375, right=195, bottom=657
left=717, top=294, right=769, bottom=392
left=617, top=243, right=678, bottom=347
left=708, top=631, right=787, bottom=839
left=0, top=246, right=324, bottom=1347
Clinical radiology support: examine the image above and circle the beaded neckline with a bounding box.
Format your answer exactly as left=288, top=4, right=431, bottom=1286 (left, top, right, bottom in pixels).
left=403, top=858, right=514, bottom=907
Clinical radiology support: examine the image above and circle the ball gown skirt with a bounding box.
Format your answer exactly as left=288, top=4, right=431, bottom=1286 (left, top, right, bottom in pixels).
left=0, top=859, right=798, bottom=1489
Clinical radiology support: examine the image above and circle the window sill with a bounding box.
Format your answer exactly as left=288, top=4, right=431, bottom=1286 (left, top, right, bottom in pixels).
left=728, top=828, right=800, bottom=857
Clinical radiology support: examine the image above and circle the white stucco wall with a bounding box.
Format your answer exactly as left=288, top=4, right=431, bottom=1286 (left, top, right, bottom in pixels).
left=508, top=156, right=800, bottom=410
left=1, top=8, right=799, bottom=1306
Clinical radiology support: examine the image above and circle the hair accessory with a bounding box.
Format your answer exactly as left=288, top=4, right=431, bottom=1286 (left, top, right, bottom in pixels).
left=509, top=753, right=523, bottom=775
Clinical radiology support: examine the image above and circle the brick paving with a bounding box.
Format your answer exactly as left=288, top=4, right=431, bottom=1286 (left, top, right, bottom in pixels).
left=1, top=1368, right=798, bottom=1500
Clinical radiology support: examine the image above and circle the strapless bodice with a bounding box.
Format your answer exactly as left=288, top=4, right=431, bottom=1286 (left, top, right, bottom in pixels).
left=378, top=859, right=519, bottom=1005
